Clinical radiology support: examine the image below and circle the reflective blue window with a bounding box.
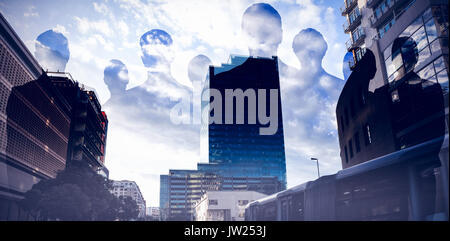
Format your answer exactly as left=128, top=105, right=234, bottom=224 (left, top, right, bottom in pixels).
left=425, top=19, right=438, bottom=43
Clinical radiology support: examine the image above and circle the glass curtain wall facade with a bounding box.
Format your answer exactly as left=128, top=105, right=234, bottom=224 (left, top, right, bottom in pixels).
left=159, top=175, right=169, bottom=220
left=208, top=56, right=287, bottom=189
left=382, top=6, right=448, bottom=132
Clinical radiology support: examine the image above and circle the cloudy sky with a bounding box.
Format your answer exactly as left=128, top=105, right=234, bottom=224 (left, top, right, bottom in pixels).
left=0, top=0, right=350, bottom=206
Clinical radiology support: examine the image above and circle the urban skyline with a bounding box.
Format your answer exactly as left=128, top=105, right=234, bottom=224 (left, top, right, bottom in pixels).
left=0, top=0, right=349, bottom=207
left=0, top=0, right=448, bottom=222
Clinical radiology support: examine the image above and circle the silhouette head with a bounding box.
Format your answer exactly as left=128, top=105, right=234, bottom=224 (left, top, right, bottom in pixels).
left=104, top=59, right=129, bottom=96
left=35, top=30, right=70, bottom=72
left=140, top=29, right=174, bottom=69
left=293, top=28, right=327, bottom=65
left=242, top=3, right=282, bottom=58
left=358, top=49, right=377, bottom=80
left=188, top=54, right=211, bottom=83
left=392, top=36, right=418, bottom=75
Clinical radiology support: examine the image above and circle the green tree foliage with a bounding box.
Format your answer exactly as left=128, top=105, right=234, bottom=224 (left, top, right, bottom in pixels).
left=20, top=162, right=140, bottom=221
left=118, top=196, right=140, bottom=221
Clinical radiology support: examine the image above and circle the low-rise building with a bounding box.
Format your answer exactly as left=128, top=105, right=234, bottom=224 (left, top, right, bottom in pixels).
left=146, top=207, right=160, bottom=220
left=194, top=191, right=266, bottom=221
left=111, top=180, right=146, bottom=218
left=163, top=170, right=281, bottom=221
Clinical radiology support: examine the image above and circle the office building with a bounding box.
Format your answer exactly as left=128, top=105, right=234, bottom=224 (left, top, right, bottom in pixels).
left=0, top=13, right=73, bottom=220
left=338, top=0, right=448, bottom=168
left=164, top=169, right=281, bottom=221
left=338, top=0, right=448, bottom=219
left=111, top=180, right=146, bottom=218
left=48, top=72, right=109, bottom=174
left=194, top=191, right=266, bottom=221
left=207, top=55, right=287, bottom=189
left=159, top=174, right=170, bottom=221
left=160, top=55, right=286, bottom=220
left=0, top=13, right=110, bottom=220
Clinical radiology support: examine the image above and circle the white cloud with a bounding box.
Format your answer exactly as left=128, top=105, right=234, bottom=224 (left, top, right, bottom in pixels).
left=24, top=6, right=38, bottom=17
left=74, top=16, right=113, bottom=37
left=93, top=2, right=109, bottom=15
left=117, top=20, right=129, bottom=36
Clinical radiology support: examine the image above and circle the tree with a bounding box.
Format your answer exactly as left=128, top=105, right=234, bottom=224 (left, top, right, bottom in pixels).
left=20, top=162, right=139, bottom=221
left=118, top=196, right=140, bottom=221
left=39, top=184, right=91, bottom=221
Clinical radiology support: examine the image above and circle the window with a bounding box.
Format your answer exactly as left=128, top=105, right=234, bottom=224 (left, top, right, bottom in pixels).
left=417, top=62, right=435, bottom=80
left=411, top=26, right=427, bottom=51
left=433, top=56, right=446, bottom=74
left=374, top=0, right=393, bottom=19
left=345, top=0, right=356, bottom=7
left=238, top=200, right=249, bottom=206
left=348, top=8, right=361, bottom=25
left=415, top=46, right=431, bottom=70
left=378, top=17, right=396, bottom=39
left=385, top=54, right=396, bottom=79
left=348, top=139, right=354, bottom=158
left=425, top=19, right=438, bottom=43
left=401, top=16, right=423, bottom=38
left=354, top=132, right=361, bottom=153
left=355, top=47, right=366, bottom=62
left=384, top=11, right=441, bottom=84
left=430, top=39, right=441, bottom=55
left=364, top=123, right=372, bottom=145
left=209, top=199, right=218, bottom=205
left=352, top=27, right=364, bottom=43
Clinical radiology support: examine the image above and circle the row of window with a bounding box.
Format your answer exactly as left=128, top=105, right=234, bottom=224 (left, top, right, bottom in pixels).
left=374, top=0, right=394, bottom=19
left=344, top=124, right=372, bottom=164
left=378, top=17, right=396, bottom=39
left=339, top=87, right=366, bottom=134
left=384, top=15, right=439, bottom=83
left=375, top=0, right=417, bottom=38
left=383, top=7, right=449, bottom=99
left=207, top=199, right=249, bottom=206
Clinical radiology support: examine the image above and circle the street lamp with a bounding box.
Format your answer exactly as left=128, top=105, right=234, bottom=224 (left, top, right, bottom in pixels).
left=311, top=158, right=320, bottom=178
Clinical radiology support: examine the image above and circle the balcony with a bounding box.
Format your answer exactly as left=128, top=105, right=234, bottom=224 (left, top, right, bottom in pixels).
left=343, top=13, right=362, bottom=34
left=340, top=0, right=358, bottom=16
left=345, top=29, right=366, bottom=51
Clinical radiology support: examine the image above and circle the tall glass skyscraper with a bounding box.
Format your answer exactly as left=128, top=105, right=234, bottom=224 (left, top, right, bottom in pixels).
left=207, top=55, right=287, bottom=189
left=160, top=55, right=287, bottom=220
